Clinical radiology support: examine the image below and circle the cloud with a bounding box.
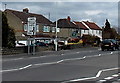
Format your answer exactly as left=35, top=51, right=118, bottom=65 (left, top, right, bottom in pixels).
left=1, top=0, right=120, bottom=2
left=85, top=10, right=103, bottom=15
left=1, top=2, right=118, bottom=27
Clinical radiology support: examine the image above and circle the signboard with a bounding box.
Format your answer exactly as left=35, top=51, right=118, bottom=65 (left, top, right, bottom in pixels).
left=27, top=17, right=37, bottom=35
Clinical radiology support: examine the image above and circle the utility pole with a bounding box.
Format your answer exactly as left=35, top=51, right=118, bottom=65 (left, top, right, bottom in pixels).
left=4, top=4, right=7, bottom=10
left=48, top=12, right=50, bottom=20
left=55, top=2, right=58, bottom=51
left=55, top=20, right=58, bottom=51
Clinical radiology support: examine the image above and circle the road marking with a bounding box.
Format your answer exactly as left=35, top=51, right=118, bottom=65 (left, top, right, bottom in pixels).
left=104, top=77, right=114, bottom=80
left=19, top=64, right=32, bottom=70
left=99, top=54, right=101, bottom=56
left=111, top=52, right=113, bottom=54
left=97, top=80, right=106, bottom=83
left=112, top=74, right=119, bottom=77
left=3, top=58, right=24, bottom=61
left=62, top=67, right=120, bottom=83
left=1, top=64, right=32, bottom=73
left=76, top=52, right=80, bottom=53
left=34, top=62, right=57, bottom=66
left=61, top=54, right=64, bottom=55
left=98, top=48, right=101, bottom=51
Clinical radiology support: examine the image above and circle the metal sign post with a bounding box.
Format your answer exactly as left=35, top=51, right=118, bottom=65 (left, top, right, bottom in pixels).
left=55, top=20, right=58, bottom=51
left=27, top=17, right=37, bottom=55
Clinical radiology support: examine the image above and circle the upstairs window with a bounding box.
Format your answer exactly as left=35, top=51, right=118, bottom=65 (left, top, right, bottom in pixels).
left=43, top=26, right=50, bottom=32
left=52, top=27, right=55, bottom=32
left=23, top=24, right=27, bottom=31
left=36, top=25, right=39, bottom=32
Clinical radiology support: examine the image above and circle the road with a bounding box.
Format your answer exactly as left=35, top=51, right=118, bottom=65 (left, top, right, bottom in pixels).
left=2, top=47, right=120, bottom=83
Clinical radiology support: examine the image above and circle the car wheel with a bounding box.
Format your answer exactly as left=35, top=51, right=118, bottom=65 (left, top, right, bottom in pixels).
left=112, top=47, right=116, bottom=51
left=101, top=48, right=104, bottom=51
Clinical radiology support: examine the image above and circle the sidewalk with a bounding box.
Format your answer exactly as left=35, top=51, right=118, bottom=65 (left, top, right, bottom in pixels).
left=2, top=46, right=99, bottom=59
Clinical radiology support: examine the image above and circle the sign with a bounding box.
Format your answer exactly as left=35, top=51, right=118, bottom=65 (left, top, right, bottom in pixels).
left=27, top=17, right=37, bottom=35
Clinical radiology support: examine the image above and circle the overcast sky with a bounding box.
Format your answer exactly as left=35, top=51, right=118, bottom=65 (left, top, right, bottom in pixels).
left=1, top=1, right=119, bottom=27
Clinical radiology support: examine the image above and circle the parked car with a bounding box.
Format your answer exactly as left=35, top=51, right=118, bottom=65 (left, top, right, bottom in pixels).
left=16, top=43, right=25, bottom=47
left=35, top=41, right=48, bottom=46
left=101, top=39, right=119, bottom=51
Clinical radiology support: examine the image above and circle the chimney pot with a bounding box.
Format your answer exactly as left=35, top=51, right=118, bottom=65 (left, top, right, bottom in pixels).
left=67, top=16, right=71, bottom=21
left=23, top=8, right=29, bottom=13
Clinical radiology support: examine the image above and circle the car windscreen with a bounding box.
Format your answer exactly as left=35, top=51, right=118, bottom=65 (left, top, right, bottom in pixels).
left=102, top=40, right=111, bottom=43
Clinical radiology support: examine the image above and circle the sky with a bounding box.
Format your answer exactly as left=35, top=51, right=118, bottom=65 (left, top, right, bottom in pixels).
left=1, top=1, right=119, bottom=28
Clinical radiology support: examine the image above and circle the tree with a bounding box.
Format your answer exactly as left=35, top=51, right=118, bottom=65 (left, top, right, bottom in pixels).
left=102, top=19, right=118, bottom=39
left=2, top=12, right=16, bottom=48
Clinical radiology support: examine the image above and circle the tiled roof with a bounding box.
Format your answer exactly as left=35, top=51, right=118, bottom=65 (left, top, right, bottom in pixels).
left=55, top=19, right=78, bottom=28
left=74, top=21, right=88, bottom=30
left=5, top=9, right=53, bottom=26
left=83, top=21, right=102, bottom=30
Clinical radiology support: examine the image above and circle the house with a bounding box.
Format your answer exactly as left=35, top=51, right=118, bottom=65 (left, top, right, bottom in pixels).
left=82, top=21, right=102, bottom=40
left=73, top=21, right=89, bottom=37
left=55, top=16, right=79, bottom=40
left=4, top=8, right=56, bottom=45
left=73, top=21, right=102, bottom=40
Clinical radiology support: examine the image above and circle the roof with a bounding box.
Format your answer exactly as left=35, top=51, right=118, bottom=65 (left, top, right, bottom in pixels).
left=73, top=21, right=89, bottom=30
left=83, top=21, right=102, bottom=30
left=55, top=19, right=78, bottom=28
left=5, top=9, right=53, bottom=26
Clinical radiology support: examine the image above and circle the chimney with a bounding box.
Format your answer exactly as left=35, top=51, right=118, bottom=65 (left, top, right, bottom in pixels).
left=23, top=8, right=29, bottom=13
left=67, top=16, right=71, bottom=22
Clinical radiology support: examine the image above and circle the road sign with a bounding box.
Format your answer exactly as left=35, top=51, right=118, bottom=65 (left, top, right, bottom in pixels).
left=27, top=17, right=37, bottom=35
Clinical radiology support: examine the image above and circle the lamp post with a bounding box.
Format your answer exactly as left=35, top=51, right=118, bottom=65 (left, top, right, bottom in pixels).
left=55, top=20, right=58, bottom=51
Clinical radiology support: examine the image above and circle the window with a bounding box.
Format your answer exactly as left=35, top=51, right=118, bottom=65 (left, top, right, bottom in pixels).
left=56, top=28, right=60, bottom=32
left=84, top=30, right=85, bottom=33
left=52, top=27, right=55, bottom=32
left=23, top=24, right=27, bottom=31
left=36, top=25, right=39, bottom=32
left=43, top=26, right=50, bottom=32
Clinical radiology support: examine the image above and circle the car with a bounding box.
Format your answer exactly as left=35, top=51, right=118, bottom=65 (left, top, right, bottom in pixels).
left=101, top=39, right=119, bottom=51
left=16, top=43, right=25, bottom=47
left=35, top=41, right=48, bottom=46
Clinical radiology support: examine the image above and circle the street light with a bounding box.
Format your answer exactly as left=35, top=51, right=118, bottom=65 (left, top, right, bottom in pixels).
left=55, top=2, right=58, bottom=51
left=55, top=19, right=58, bottom=51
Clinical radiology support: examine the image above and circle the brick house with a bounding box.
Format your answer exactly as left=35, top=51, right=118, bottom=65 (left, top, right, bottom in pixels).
left=55, top=16, right=79, bottom=40
left=73, top=21, right=89, bottom=37
left=4, top=8, right=56, bottom=44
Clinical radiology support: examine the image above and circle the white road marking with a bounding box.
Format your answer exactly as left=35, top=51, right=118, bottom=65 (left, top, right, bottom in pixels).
left=62, top=67, right=120, bottom=83
left=61, top=54, right=64, bottom=55
left=98, top=80, right=106, bottom=82
left=3, top=58, right=24, bottom=61
left=19, top=64, right=32, bottom=70
left=99, top=54, right=101, bottom=56
left=104, top=77, right=114, bottom=80
left=111, top=52, right=113, bottom=54
left=76, top=52, right=80, bottom=53
left=98, top=48, right=101, bottom=51
left=112, top=74, right=119, bottom=77
left=1, top=64, right=32, bottom=73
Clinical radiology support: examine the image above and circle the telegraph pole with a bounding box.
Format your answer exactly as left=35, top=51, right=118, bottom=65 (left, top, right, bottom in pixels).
left=4, top=4, right=7, bottom=10
left=55, top=20, right=58, bottom=51
left=48, top=12, right=50, bottom=20
left=55, top=2, right=58, bottom=51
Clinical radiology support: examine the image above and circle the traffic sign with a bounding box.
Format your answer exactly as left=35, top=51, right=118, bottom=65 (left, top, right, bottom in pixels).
left=27, top=17, right=37, bottom=35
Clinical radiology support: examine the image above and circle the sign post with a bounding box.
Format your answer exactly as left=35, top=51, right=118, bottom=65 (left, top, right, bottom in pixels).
left=27, top=17, right=37, bottom=55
